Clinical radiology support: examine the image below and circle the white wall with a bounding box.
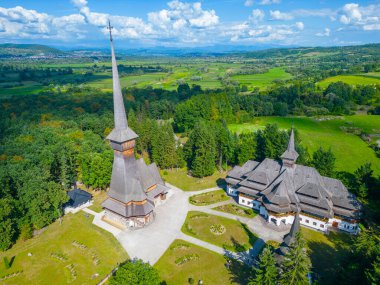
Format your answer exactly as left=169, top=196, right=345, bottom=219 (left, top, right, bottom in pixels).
left=299, top=214, right=328, bottom=232
left=238, top=195, right=261, bottom=210
left=267, top=214, right=294, bottom=226
left=64, top=200, right=93, bottom=214
left=328, top=217, right=359, bottom=234
left=227, top=186, right=238, bottom=196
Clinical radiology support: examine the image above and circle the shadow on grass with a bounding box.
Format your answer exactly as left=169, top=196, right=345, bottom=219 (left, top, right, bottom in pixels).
left=307, top=232, right=353, bottom=285
left=241, top=223, right=258, bottom=249
left=223, top=237, right=253, bottom=285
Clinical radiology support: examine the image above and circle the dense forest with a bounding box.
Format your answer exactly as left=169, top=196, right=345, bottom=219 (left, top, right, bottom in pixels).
left=1, top=43, right=380, bottom=283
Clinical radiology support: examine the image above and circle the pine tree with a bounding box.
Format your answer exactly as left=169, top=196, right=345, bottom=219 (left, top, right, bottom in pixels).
left=184, top=122, right=216, bottom=177
left=237, top=132, right=256, bottom=165
left=249, top=247, right=278, bottom=285
left=214, top=121, right=235, bottom=171
left=366, top=255, right=380, bottom=285
left=151, top=123, right=178, bottom=169
left=128, top=109, right=137, bottom=130
left=279, top=232, right=311, bottom=285
left=255, top=124, right=288, bottom=161
left=311, top=147, right=336, bottom=176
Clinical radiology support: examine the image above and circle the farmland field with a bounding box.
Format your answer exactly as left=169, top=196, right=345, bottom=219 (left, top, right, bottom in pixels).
left=318, top=74, right=380, bottom=88
left=231, top=67, right=292, bottom=90
left=0, top=81, right=43, bottom=97
left=228, top=115, right=380, bottom=175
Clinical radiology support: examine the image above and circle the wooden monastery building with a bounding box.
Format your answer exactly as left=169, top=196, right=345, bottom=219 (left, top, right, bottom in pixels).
left=101, top=23, right=169, bottom=228
left=226, top=129, right=361, bottom=234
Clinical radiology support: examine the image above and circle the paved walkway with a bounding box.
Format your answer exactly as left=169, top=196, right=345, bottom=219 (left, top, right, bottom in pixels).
left=115, top=187, right=189, bottom=265
left=84, top=182, right=290, bottom=266
left=189, top=202, right=288, bottom=242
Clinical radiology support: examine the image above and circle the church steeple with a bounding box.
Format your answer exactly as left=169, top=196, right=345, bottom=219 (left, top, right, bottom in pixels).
left=281, top=128, right=299, bottom=167
left=106, top=21, right=138, bottom=144
left=283, top=210, right=300, bottom=246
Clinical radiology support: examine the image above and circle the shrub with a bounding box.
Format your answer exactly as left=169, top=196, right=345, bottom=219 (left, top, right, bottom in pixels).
left=3, top=256, right=10, bottom=269
left=109, top=259, right=161, bottom=285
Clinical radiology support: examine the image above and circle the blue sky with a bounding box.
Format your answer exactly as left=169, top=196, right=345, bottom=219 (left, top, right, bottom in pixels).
left=0, top=0, right=379, bottom=48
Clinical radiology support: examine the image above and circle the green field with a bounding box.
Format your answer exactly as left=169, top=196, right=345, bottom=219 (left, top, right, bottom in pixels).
left=181, top=211, right=257, bottom=252
left=0, top=81, right=43, bottom=97
left=318, top=74, right=380, bottom=88
left=0, top=213, right=127, bottom=284
left=155, top=239, right=250, bottom=285
left=231, top=67, right=292, bottom=90
left=228, top=115, right=380, bottom=175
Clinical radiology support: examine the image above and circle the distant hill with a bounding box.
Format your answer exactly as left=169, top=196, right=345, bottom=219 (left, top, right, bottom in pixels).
left=0, top=43, right=65, bottom=57
left=241, top=43, right=380, bottom=59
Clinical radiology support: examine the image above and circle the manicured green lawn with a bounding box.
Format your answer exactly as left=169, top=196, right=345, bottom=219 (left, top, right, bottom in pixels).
left=302, top=228, right=353, bottom=285
left=161, top=168, right=227, bottom=191
left=0, top=213, right=128, bottom=284
left=213, top=204, right=257, bottom=218
left=317, top=74, right=380, bottom=88
left=189, top=190, right=230, bottom=206
left=181, top=211, right=257, bottom=252
left=228, top=115, right=380, bottom=175
left=154, top=239, right=251, bottom=285
left=232, top=67, right=292, bottom=90
left=87, top=189, right=108, bottom=213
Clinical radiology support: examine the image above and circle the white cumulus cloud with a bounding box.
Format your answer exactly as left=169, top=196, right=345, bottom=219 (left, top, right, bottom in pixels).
left=270, top=10, right=293, bottom=21
left=244, top=0, right=254, bottom=7
left=316, top=28, right=330, bottom=37
left=250, top=9, right=265, bottom=24
left=260, top=0, right=281, bottom=5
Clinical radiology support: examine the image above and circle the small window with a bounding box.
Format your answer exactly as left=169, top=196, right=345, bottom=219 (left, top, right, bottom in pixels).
left=300, top=218, right=302, bottom=221
left=313, top=222, right=317, bottom=226
left=242, top=199, right=245, bottom=203
left=320, top=224, right=324, bottom=228
left=306, top=220, right=309, bottom=223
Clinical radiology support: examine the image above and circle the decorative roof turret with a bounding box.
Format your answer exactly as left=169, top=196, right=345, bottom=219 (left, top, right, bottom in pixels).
left=105, top=21, right=138, bottom=144
left=281, top=128, right=299, bottom=167
left=283, top=209, right=300, bottom=246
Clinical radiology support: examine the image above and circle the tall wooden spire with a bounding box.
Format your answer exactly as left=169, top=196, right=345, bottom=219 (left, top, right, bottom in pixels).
left=108, top=20, right=127, bottom=130
left=106, top=21, right=138, bottom=143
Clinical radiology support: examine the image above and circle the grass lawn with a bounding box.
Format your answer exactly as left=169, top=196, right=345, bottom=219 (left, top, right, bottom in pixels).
left=232, top=67, right=292, bottom=90
left=155, top=239, right=251, bottom=285
left=317, top=74, right=380, bottom=88
left=213, top=204, right=257, bottom=219
left=182, top=211, right=257, bottom=252
left=228, top=115, right=380, bottom=175
left=87, top=190, right=108, bottom=213
left=160, top=168, right=227, bottom=191
left=302, top=228, right=353, bottom=285
left=0, top=213, right=128, bottom=284
left=189, top=190, right=230, bottom=206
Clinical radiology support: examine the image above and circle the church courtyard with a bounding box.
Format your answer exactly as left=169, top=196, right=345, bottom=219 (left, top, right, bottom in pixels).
left=0, top=181, right=355, bottom=285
